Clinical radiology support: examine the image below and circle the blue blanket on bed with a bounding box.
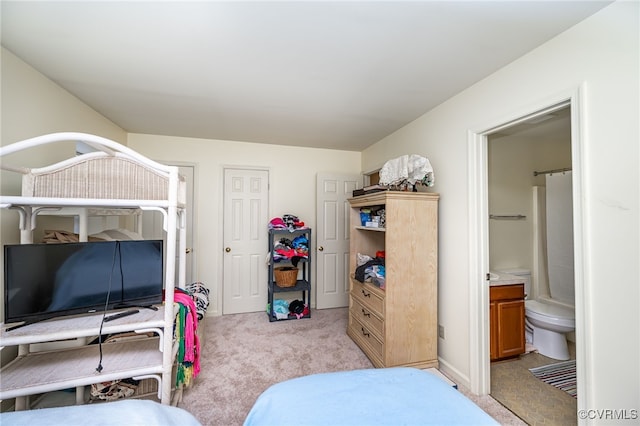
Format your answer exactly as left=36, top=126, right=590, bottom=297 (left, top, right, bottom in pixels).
left=0, top=399, right=201, bottom=426
left=244, top=367, right=499, bottom=426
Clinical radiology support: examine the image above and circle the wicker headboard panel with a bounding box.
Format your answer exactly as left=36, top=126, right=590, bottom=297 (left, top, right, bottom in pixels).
left=22, top=155, right=184, bottom=202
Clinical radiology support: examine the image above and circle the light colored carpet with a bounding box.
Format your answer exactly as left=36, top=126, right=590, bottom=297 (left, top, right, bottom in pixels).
left=178, top=307, right=523, bottom=425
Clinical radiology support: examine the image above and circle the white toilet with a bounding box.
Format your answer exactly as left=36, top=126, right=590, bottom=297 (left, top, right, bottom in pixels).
left=498, top=268, right=575, bottom=361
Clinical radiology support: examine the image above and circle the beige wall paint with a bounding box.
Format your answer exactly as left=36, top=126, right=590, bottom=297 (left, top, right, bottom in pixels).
left=1, top=48, right=127, bottom=244
left=488, top=123, right=572, bottom=273
left=362, top=1, right=638, bottom=414
left=1, top=48, right=126, bottom=147
left=127, top=133, right=361, bottom=315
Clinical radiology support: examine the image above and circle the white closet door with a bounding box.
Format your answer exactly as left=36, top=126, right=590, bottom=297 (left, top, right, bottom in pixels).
left=315, top=173, right=360, bottom=309
left=222, top=168, right=269, bottom=314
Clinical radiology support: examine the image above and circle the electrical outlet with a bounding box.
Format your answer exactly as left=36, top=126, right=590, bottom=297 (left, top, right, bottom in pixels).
left=438, top=325, right=445, bottom=339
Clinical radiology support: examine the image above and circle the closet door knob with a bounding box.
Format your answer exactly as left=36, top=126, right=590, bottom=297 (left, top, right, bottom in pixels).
left=186, top=248, right=193, bottom=254
left=318, top=246, right=324, bottom=251
left=225, top=247, right=231, bottom=253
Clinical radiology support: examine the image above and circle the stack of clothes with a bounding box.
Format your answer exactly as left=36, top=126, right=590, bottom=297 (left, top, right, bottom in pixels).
left=269, top=214, right=309, bottom=267
left=268, top=214, right=307, bottom=231
left=355, top=252, right=386, bottom=289
left=272, top=235, right=309, bottom=265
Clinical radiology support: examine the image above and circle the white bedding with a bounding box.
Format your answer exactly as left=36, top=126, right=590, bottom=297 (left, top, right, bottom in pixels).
left=0, top=399, right=201, bottom=426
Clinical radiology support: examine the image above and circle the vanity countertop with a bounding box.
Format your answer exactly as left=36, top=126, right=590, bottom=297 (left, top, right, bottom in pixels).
left=489, top=272, right=526, bottom=287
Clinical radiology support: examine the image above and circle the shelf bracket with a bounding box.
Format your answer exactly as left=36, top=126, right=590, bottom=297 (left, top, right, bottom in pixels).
left=132, top=374, right=162, bottom=399
left=7, top=205, right=29, bottom=231
left=140, top=206, right=168, bottom=231
left=135, top=328, right=164, bottom=350
left=32, top=207, right=65, bottom=230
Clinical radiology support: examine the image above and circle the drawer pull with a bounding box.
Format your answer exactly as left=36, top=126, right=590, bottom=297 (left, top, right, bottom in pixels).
left=361, top=327, right=370, bottom=337
left=361, top=289, right=371, bottom=298
left=361, top=308, right=371, bottom=318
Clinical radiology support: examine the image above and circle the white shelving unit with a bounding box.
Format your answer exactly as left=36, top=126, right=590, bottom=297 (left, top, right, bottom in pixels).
left=0, top=133, right=187, bottom=409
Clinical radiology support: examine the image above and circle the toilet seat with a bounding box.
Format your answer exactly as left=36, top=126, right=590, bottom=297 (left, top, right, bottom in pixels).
left=525, top=300, right=575, bottom=327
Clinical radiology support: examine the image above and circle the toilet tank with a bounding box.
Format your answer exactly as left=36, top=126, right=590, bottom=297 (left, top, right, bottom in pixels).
left=498, top=268, right=531, bottom=297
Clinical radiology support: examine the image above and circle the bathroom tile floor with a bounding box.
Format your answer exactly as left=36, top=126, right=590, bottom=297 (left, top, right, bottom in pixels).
left=490, top=342, right=577, bottom=426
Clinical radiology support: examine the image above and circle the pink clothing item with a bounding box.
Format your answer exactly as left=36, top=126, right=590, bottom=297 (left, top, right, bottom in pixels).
left=174, top=290, right=201, bottom=378
left=269, top=218, right=287, bottom=229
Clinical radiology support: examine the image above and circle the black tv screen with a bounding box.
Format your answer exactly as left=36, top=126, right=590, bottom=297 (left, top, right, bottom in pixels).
left=4, top=240, right=164, bottom=325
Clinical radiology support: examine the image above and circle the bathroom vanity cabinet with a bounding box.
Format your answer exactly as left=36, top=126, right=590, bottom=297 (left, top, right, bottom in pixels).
left=490, top=284, right=525, bottom=361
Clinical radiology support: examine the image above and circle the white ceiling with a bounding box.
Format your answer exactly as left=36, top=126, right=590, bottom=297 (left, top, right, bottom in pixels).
left=490, top=105, right=572, bottom=140
left=1, top=1, right=610, bottom=151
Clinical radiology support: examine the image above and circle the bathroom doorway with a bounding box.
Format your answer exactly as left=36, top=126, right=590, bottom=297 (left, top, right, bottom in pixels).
left=486, top=106, right=578, bottom=424
left=487, top=106, right=573, bottom=300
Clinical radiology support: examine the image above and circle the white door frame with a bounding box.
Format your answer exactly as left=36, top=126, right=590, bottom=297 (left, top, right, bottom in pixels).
left=171, top=162, right=198, bottom=285
left=467, top=86, right=589, bottom=412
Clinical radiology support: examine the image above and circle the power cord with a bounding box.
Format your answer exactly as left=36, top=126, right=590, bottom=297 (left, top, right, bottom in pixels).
left=96, top=241, right=122, bottom=374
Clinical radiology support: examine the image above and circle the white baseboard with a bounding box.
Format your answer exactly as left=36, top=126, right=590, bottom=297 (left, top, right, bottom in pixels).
left=437, top=357, right=472, bottom=392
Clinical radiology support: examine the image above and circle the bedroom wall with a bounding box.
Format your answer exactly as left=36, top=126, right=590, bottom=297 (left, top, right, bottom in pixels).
left=127, top=133, right=361, bottom=316
left=1, top=48, right=126, bottom=148
left=0, top=47, right=127, bottom=243
left=488, top=125, right=572, bottom=273
left=361, top=0, right=638, bottom=416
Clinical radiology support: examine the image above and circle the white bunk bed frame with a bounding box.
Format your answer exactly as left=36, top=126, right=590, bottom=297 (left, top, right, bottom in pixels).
left=0, top=132, right=187, bottom=408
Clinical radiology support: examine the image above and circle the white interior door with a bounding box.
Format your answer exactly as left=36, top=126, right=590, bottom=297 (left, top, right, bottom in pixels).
left=142, top=164, right=195, bottom=285
left=316, top=173, right=360, bottom=309
left=223, top=168, right=269, bottom=314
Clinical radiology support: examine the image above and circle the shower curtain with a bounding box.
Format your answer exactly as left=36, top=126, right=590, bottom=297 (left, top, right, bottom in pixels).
left=532, top=186, right=548, bottom=300
left=545, top=172, right=575, bottom=305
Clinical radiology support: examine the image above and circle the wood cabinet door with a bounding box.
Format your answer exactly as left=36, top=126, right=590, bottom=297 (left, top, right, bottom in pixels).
left=490, top=301, right=498, bottom=361
left=496, top=300, right=525, bottom=359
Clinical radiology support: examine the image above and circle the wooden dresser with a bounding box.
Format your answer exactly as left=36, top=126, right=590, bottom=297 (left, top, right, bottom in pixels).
left=347, top=191, right=439, bottom=369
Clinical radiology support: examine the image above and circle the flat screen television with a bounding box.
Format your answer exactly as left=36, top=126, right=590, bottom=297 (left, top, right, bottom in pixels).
left=3, top=239, right=164, bottom=327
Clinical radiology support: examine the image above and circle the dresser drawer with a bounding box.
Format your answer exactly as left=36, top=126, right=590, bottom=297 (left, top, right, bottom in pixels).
left=348, top=314, right=384, bottom=363
left=350, top=297, right=384, bottom=338
left=351, top=279, right=384, bottom=316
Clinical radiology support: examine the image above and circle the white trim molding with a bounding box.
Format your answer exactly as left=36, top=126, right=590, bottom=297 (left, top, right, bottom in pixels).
left=467, top=85, right=588, bottom=421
